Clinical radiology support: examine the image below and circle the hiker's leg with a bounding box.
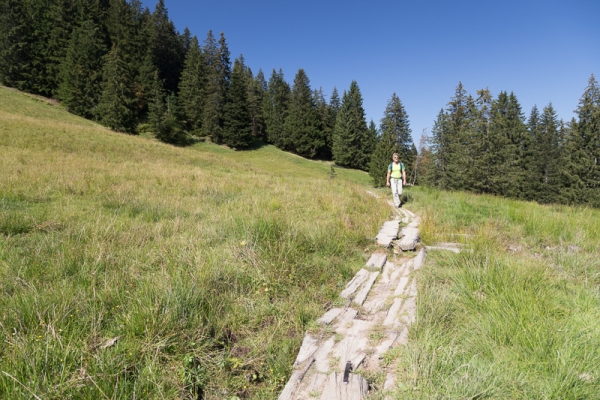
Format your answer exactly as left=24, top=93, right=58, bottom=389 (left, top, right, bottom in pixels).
left=398, top=180, right=403, bottom=206
left=391, top=179, right=400, bottom=207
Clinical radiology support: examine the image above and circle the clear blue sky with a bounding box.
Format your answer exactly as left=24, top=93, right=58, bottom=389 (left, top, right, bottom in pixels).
left=157, top=0, right=598, bottom=143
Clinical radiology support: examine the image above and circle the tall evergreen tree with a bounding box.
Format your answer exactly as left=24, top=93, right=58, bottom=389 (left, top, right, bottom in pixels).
left=223, top=57, right=252, bottom=149
left=147, top=0, right=184, bottom=94
left=562, top=75, right=600, bottom=206
left=283, top=69, right=323, bottom=157
left=314, top=87, right=334, bottom=159
left=95, top=46, right=138, bottom=133
left=444, top=82, right=473, bottom=190
left=246, top=67, right=266, bottom=140
left=428, top=109, right=451, bottom=188
left=178, top=36, right=205, bottom=132
left=202, top=31, right=230, bottom=143
left=57, top=19, right=106, bottom=118
left=332, top=81, right=373, bottom=170
left=380, top=93, right=414, bottom=174
left=263, top=69, right=291, bottom=148
left=535, top=103, right=562, bottom=203
left=369, top=119, right=400, bottom=187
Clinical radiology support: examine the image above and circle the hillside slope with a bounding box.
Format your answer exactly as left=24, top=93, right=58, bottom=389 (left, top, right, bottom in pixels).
left=0, top=86, right=391, bottom=399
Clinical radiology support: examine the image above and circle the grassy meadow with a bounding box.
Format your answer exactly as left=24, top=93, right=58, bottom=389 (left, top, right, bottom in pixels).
left=385, top=188, right=600, bottom=399
left=0, top=86, right=391, bottom=399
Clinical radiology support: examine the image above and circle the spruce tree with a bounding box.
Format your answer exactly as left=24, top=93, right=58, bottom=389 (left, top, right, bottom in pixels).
left=147, top=0, right=184, bottom=94
left=263, top=69, right=291, bottom=148
left=223, top=57, right=252, bottom=149
left=57, top=19, right=106, bottom=118
left=536, top=104, right=562, bottom=203
left=95, top=46, right=138, bottom=134
left=332, top=81, right=372, bottom=170
left=283, top=69, right=323, bottom=157
left=178, top=36, right=205, bottom=133
left=314, top=87, right=334, bottom=159
left=369, top=119, right=401, bottom=187
left=562, top=75, right=600, bottom=206
left=428, top=109, right=451, bottom=188
left=379, top=93, right=413, bottom=176
left=202, top=31, right=230, bottom=143
left=444, top=82, right=473, bottom=190
left=247, top=67, right=266, bottom=140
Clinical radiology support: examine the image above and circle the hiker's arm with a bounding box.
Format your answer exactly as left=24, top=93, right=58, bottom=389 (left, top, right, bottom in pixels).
left=403, top=169, right=407, bottom=185
left=386, top=170, right=391, bottom=186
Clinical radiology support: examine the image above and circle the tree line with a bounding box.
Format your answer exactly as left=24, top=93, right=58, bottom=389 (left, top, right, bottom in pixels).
left=419, top=76, right=600, bottom=207
left=0, top=0, right=418, bottom=180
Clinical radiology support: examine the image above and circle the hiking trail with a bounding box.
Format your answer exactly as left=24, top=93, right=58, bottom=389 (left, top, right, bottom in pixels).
left=278, top=194, right=459, bottom=399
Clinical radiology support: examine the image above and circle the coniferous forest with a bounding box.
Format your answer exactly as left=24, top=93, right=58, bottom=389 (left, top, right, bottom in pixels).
left=1, top=0, right=598, bottom=207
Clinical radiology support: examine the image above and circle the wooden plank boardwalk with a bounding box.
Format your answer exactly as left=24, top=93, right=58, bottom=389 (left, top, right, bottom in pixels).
left=278, top=201, right=424, bottom=400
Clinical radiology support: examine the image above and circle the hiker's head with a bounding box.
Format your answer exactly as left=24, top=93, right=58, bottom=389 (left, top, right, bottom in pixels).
left=392, top=153, right=399, bottom=162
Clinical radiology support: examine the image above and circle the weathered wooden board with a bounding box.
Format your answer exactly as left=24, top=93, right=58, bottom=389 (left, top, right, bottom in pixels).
left=354, top=271, right=380, bottom=305
left=365, top=253, right=387, bottom=269
left=320, top=372, right=368, bottom=400
left=412, top=248, right=426, bottom=270
left=383, top=298, right=403, bottom=327
left=314, top=336, right=336, bottom=373
left=317, top=308, right=343, bottom=325
left=340, top=269, right=369, bottom=299
left=294, top=334, right=318, bottom=365
left=396, top=226, right=419, bottom=251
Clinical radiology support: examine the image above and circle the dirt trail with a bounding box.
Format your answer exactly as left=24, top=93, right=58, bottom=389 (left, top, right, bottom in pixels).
left=278, top=197, right=428, bottom=399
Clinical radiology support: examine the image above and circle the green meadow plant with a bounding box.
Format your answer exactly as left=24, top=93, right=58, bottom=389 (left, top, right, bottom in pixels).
left=0, top=86, right=390, bottom=399
left=388, top=187, right=600, bottom=398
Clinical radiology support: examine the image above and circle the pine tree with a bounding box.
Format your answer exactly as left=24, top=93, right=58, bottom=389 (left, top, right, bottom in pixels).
left=178, top=36, right=205, bottom=133
left=562, top=75, right=600, bottom=206
left=202, top=31, right=230, bottom=143
left=428, top=109, right=451, bottom=188
left=283, top=69, right=323, bottom=157
left=57, top=19, right=106, bottom=118
left=444, top=82, right=473, bottom=190
left=95, top=46, right=138, bottom=133
left=314, top=87, right=334, bottom=159
left=263, top=69, right=291, bottom=148
left=369, top=119, right=400, bottom=187
left=379, top=93, right=413, bottom=177
left=332, top=81, right=373, bottom=170
left=247, top=67, right=266, bottom=140
left=223, top=57, right=252, bottom=149
left=147, top=0, right=184, bottom=94
left=536, top=104, right=562, bottom=203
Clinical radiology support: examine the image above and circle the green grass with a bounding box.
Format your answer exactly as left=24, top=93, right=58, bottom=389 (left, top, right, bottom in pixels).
left=385, top=187, right=600, bottom=399
left=0, top=86, right=391, bottom=399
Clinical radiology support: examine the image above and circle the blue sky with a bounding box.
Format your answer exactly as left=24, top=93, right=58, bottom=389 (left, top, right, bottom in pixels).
left=158, top=0, right=598, bottom=143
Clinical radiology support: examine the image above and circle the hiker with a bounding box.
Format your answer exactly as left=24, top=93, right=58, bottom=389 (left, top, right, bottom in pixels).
left=386, top=153, right=406, bottom=207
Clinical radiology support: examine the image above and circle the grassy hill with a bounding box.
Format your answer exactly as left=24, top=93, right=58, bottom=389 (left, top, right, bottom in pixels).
left=0, top=86, right=391, bottom=399
left=3, top=85, right=600, bottom=399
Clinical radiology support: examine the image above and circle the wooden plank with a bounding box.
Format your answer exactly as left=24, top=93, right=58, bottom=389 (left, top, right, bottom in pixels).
left=365, top=253, right=387, bottom=269
left=314, top=336, right=336, bottom=373
left=302, top=373, right=328, bottom=397
left=396, top=227, right=419, bottom=251
left=353, top=271, right=380, bottom=305
left=320, top=372, right=368, bottom=400
left=383, top=298, right=402, bottom=327
left=278, top=369, right=302, bottom=400
left=317, top=308, right=343, bottom=325
left=340, top=268, right=369, bottom=299
left=412, top=248, right=426, bottom=270
left=294, top=334, right=319, bottom=365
